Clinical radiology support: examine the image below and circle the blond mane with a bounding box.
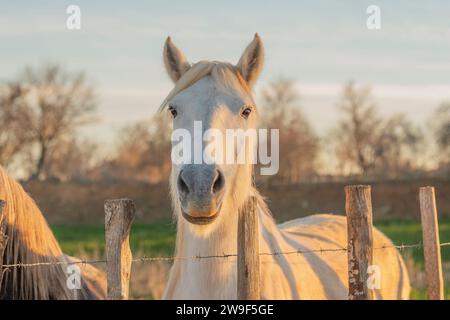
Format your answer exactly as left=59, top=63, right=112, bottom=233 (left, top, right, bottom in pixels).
left=0, top=166, right=105, bottom=299
left=159, top=61, right=251, bottom=112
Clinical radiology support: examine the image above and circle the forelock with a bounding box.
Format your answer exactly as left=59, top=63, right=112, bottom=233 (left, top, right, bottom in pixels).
left=159, top=61, right=251, bottom=112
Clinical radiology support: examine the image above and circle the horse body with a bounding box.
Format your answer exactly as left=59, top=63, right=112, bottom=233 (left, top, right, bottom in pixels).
left=164, top=191, right=410, bottom=300
left=161, top=35, right=411, bottom=300
left=0, top=166, right=106, bottom=299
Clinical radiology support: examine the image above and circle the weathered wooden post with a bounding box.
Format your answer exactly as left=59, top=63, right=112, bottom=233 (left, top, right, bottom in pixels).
left=0, top=200, right=7, bottom=287
left=345, top=185, right=374, bottom=300
left=105, top=199, right=135, bottom=300
left=419, top=186, right=444, bottom=300
left=237, top=196, right=260, bottom=299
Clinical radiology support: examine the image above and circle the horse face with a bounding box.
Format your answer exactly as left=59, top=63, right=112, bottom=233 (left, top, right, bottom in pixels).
left=162, top=35, right=264, bottom=227
left=170, top=76, right=258, bottom=226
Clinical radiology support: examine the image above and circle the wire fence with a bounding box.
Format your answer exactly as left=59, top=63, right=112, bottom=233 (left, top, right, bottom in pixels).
left=0, top=187, right=448, bottom=300
left=2, top=241, right=449, bottom=269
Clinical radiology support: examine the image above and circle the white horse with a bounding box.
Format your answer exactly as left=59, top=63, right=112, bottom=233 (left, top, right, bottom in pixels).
left=160, top=34, right=410, bottom=299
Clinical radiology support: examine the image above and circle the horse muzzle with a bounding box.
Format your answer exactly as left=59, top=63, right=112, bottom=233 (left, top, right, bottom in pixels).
left=177, top=164, right=225, bottom=225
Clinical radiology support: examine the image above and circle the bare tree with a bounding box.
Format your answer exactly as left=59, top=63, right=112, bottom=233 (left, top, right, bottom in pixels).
left=0, top=83, right=32, bottom=169
left=103, top=112, right=172, bottom=183
left=373, top=114, right=423, bottom=175
left=332, top=82, right=382, bottom=174
left=433, top=102, right=450, bottom=164
left=332, top=82, right=423, bottom=177
left=44, top=138, right=99, bottom=181
left=20, top=64, right=97, bottom=180
left=259, top=78, right=319, bottom=184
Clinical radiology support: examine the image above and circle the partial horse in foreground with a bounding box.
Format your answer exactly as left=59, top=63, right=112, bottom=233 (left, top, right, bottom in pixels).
left=161, top=34, right=411, bottom=299
left=0, top=166, right=106, bottom=299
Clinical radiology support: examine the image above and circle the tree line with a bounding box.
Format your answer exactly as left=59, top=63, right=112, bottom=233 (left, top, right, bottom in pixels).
left=1, top=64, right=449, bottom=184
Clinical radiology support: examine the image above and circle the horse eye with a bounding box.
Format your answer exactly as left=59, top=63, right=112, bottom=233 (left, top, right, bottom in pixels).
left=168, top=106, right=178, bottom=118
left=241, top=106, right=252, bottom=119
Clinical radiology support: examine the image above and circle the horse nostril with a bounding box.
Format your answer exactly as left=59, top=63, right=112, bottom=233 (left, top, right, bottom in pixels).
left=212, top=170, right=225, bottom=194
left=178, top=171, right=189, bottom=196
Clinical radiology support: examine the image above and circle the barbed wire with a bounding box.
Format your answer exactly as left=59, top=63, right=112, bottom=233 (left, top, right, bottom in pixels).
left=1, top=242, right=449, bottom=269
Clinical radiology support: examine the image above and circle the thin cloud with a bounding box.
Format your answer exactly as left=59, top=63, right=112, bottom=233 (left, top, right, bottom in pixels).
left=297, top=83, right=450, bottom=101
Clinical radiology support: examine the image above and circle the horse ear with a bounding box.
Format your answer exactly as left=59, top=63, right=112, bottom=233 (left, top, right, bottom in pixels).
left=237, top=33, right=264, bottom=88
left=163, top=36, right=191, bottom=83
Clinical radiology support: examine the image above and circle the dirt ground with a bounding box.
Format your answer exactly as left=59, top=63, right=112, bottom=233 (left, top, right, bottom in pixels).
left=23, top=178, right=450, bottom=224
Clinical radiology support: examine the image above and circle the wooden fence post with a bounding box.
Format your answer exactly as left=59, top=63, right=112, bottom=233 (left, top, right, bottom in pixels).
left=345, top=185, right=374, bottom=300
left=237, top=196, right=260, bottom=300
left=105, top=199, right=135, bottom=300
left=0, top=200, right=7, bottom=287
left=419, top=187, right=444, bottom=300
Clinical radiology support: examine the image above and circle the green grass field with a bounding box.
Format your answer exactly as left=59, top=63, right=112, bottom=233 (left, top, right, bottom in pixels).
left=51, top=218, right=450, bottom=299
left=376, top=218, right=450, bottom=265
left=52, top=220, right=177, bottom=257
left=376, top=218, right=450, bottom=299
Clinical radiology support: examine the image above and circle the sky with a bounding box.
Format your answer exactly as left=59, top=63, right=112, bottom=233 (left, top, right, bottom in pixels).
left=1, top=0, right=450, bottom=147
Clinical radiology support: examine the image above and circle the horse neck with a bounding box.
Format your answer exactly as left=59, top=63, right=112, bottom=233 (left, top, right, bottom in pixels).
left=174, top=188, right=274, bottom=257
left=176, top=198, right=240, bottom=258
left=165, top=188, right=278, bottom=299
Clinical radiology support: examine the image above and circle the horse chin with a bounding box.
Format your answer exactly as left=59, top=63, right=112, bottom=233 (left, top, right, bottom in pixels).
left=181, top=210, right=219, bottom=225
left=181, top=201, right=223, bottom=226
